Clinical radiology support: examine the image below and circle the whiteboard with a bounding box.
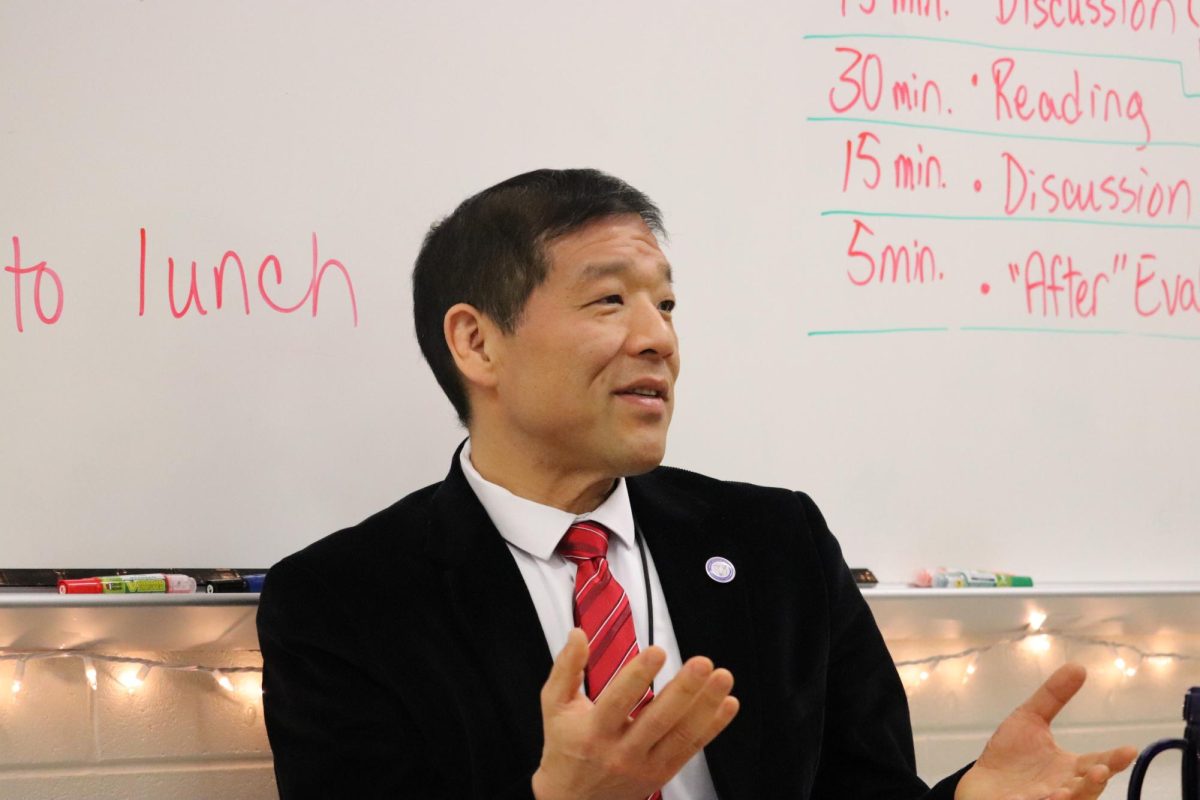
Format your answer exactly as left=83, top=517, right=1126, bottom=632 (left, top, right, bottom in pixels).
left=4, top=0, right=1198, bottom=581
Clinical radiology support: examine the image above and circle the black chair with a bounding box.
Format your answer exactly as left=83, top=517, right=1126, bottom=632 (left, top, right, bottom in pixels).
left=1127, top=687, right=1199, bottom=800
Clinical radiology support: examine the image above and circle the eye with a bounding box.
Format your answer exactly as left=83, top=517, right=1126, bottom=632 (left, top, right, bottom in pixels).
left=598, top=294, right=623, bottom=305
left=659, top=299, right=676, bottom=313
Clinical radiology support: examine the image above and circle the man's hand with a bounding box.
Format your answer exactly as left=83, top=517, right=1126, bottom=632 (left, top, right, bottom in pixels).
left=531, top=628, right=739, bottom=800
left=956, top=663, right=1138, bottom=800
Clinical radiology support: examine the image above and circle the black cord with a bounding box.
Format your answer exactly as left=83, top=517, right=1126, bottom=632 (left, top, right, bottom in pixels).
left=635, top=523, right=654, bottom=648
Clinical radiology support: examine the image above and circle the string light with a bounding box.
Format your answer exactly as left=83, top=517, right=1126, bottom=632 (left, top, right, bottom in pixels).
left=1025, top=634, right=1052, bottom=654
left=0, top=649, right=262, bottom=700
left=894, top=629, right=1200, bottom=695
left=213, top=669, right=235, bottom=692
left=0, top=629, right=1194, bottom=701
left=1113, top=654, right=1141, bottom=678
left=119, top=664, right=152, bottom=693
left=239, top=677, right=264, bottom=699
left=11, top=659, right=25, bottom=695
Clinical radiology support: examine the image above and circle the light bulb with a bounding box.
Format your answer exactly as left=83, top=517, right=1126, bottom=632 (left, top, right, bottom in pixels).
left=83, top=657, right=97, bottom=691
left=239, top=676, right=264, bottom=699
left=1025, top=634, right=1051, bottom=654
left=119, top=664, right=151, bottom=693
left=213, top=670, right=234, bottom=692
left=1027, top=610, right=1047, bottom=631
left=11, top=660, right=25, bottom=695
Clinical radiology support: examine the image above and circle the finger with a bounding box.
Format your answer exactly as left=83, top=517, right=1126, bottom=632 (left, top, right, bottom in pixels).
left=1075, top=745, right=1138, bottom=775
left=648, top=668, right=736, bottom=764
left=1105, top=745, right=1138, bottom=773
left=541, top=628, right=589, bottom=708
left=591, top=645, right=668, bottom=732
left=650, top=691, right=740, bottom=771
left=1047, top=785, right=1073, bottom=800
left=1049, top=764, right=1111, bottom=800
left=700, top=695, right=740, bottom=743
left=1069, top=764, right=1111, bottom=800
left=684, top=692, right=740, bottom=752
left=623, top=656, right=716, bottom=751
left=1018, top=663, right=1086, bottom=724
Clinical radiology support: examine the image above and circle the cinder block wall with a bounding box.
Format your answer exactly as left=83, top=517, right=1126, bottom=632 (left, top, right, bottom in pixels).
left=0, top=637, right=1193, bottom=798
left=0, top=649, right=274, bottom=800
left=899, top=634, right=1200, bottom=800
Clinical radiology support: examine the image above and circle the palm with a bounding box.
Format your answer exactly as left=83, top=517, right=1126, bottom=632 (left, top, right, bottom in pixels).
left=955, top=664, right=1137, bottom=800
left=962, top=706, right=1078, bottom=797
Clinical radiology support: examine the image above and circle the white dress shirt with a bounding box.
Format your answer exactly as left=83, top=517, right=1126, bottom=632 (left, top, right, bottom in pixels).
left=459, top=441, right=718, bottom=800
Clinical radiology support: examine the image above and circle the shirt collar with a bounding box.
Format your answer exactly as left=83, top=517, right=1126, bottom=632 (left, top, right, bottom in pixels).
left=459, top=439, right=635, bottom=560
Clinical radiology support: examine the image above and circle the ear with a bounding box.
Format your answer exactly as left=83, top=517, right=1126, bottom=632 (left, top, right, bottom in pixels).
left=444, top=303, right=502, bottom=391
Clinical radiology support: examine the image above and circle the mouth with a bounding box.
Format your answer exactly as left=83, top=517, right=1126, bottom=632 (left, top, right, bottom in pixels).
left=613, top=379, right=670, bottom=408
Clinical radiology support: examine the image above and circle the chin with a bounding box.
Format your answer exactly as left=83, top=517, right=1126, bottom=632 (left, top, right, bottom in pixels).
left=613, top=439, right=668, bottom=477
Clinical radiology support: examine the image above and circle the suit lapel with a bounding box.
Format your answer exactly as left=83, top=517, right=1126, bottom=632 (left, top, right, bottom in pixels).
left=629, top=473, right=762, bottom=800
left=422, top=453, right=764, bottom=794
left=425, top=448, right=552, bottom=772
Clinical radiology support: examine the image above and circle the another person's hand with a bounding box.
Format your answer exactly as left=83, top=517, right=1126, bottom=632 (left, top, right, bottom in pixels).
left=956, top=663, right=1138, bottom=800
left=531, top=628, right=739, bottom=800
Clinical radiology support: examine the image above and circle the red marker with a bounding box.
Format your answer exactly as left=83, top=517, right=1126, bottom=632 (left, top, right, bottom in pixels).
left=58, top=577, right=103, bottom=594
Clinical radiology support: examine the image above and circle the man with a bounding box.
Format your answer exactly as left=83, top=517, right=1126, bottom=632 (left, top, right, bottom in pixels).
left=257, top=169, right=1136, bottom=799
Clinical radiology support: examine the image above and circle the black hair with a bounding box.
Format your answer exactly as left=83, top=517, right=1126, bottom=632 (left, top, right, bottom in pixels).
left=412, top=168, right=664, bottom=425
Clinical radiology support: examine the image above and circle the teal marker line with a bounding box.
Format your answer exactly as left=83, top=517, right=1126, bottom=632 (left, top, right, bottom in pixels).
left=806, top=116, right=1197, bottom=149
left=807, top=326, right=1200, bottom=340
left=1136, top=331, right=1200, bottom=341
left=820, top=209, right=1200, bottom=231
left=802, top=32, right=1200, bottom=99
left=807, top=327, right=949, bottom=336
left=960, top=325, right=1125, bottom=335
left=964, top=326, right=1200, bottom=340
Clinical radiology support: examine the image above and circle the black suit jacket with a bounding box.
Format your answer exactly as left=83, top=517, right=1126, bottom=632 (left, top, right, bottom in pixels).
left=258, top=450, right=967, bottom=799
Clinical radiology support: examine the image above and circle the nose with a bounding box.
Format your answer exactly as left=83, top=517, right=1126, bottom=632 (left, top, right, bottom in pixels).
left=626, top=296, right=676, bottom=361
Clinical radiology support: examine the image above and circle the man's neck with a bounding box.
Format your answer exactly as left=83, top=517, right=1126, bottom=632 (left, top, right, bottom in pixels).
left=467, top=434, right=616, bottom=514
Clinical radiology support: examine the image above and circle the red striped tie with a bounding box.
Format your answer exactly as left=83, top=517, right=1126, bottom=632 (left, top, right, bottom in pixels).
left=557, top=521, right=661, bottom=800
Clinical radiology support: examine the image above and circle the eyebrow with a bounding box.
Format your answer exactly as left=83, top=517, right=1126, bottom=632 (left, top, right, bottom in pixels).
left=573, top=260, right=674, bottom=288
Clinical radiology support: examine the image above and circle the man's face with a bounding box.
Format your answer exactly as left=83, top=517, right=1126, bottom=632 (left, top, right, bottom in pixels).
left=488, top=213, right=679, bottom=478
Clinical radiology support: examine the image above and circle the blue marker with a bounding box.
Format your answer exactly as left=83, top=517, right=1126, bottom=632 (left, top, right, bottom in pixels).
left=202, top=574, right=266, bottom=593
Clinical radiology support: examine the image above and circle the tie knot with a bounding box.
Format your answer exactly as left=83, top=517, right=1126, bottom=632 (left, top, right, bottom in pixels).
left=556, top=521, right=612, bottom=561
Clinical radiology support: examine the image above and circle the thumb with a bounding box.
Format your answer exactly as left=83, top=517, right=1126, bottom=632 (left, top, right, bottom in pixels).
left=541, top=628, right=589, bottom=708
